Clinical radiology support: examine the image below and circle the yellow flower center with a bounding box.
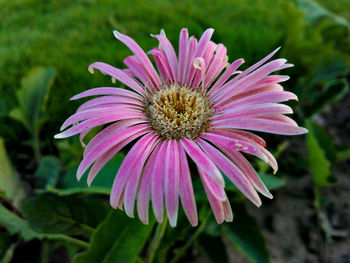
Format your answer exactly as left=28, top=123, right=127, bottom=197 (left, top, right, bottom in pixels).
left=145, top=84, right=213, bottom=139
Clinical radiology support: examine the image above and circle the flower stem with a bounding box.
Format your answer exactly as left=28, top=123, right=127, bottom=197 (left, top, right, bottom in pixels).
left=314, top=185, right=326, bottom=263
left=146, top=216, right=168, bottom=263
left=170, top=212, right=210, bottom=263
left=51, top=235, right=90, bottom=249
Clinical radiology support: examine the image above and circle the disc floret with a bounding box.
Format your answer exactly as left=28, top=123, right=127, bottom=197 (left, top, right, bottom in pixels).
left=145, top=84, right=213, bottom=139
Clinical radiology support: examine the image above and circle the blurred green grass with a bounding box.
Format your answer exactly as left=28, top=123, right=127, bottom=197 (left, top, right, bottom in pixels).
left=0, top=0, right=288, bottom=120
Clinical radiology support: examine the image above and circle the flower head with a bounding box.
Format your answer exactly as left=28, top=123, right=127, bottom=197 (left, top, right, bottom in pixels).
left=55, top=28, right=307, bottom=227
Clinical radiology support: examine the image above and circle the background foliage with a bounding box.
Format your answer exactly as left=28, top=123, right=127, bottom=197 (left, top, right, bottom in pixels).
left=1, top=0, right=349, bottom=262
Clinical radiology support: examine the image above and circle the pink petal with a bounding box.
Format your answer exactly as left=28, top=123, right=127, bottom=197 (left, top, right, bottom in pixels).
left=216, top=144, right=272, bottom=199
left=192, top=41, right=217, bottom=89
left=230, top=150, right=272, bottom=198
left=77, top=124, right=151, bottom=180
left=56, top=108, right=146, bottom=138
left=186, top=29, right=214, bottom=86
left=76, top=96, right=144, bottom=112
left=110, top=133, right=157, bottom=208
left=70, top=87, right=144, bottom=101
left=200, top=132, right=268, bottom=162
left=183, top=36, right=197, bottom=84
left=214, top=58, right=288, bottom=104
left=181, top=138, right=224, bottom=187
left=223, top=198, right=233, bottom=222
left=205, top=44, right=228, bottom=89
left=178, top=28, right=189, bottom=85
left=152, top=52, right=169, bottom=83
left=193, top=57, right=206, bottom=91
left=123, top=55, right=156, bottom=93
left=209, top=128, right=266, bottom=147
left=199, top=168, right=224, bottom=224
left=208, top=129, right=278, bottom=172
left=149, top=48, right=174, bottom=83
left=137, top=142, right=162, bottom=224
left=218, top=90, right=298, bottom=110
left=235, top=47, right=281, bottom=80
left=151, top=140, right=168, bottom=223
left=197, top=161, right=226, bottom=202
left=83, top=118, right=146, bottom=158
left=113, top=30, right=162, bottom=89
left=209, top=58, right=245, bottom=97
left=212, top=103, right=293, bottom=121
left=197, top=138, right=261, bottom=207
left=123, top=134, right=159, bottom=217
left=87, top=128, right=150, bottom=186
left=178, top=143, right=198, bottom=226
left=88, top=62, right=146, bottom=96
left=152, top=34, right=178, bottom=82
left=164, top=140, right=180, bottom=227
left=211, top=117, right=308, bottom=135
left=260, top=114, right=298, bottom=126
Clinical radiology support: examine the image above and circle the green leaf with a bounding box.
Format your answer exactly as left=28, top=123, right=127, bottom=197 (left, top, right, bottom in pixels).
left=9, top=66, right=56, bottom=134
left=297, top=0, right=350, bottom=28
left=223, top=172, right=285, bottom=193
left=0, top=137, right=26, bottom=207
left=302, top=78, right=349, bottom=117
left=73, top=210, right=155, bottom=263
left=197, top=234, right=228, bottom=263
left=0, top=231, right=12, bottom=260
left=0, top=203, right=89, bottom=248
left=258, top=173, right=286, bottom=190
left=57, top=152, right=125, bottom=195
left=306, top=120, right=337, bottom=164
left=0, top=202, right=44, bottom=241
left=337, top=147, right=350, bottom=162
left=35, top=155, right=62, bottom=188
left=0, top=96, right=6, bottom=117
left=306, top=119, right=336, bottom=186
left=22, top=193, right=108, bottom=236
left=221, top=201, right=269, bottom=263
left=39, top=185, right=110, bottom=196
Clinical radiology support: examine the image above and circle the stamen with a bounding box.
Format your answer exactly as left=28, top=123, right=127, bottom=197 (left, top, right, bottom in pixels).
left=145, top=84, right=214, bottom=139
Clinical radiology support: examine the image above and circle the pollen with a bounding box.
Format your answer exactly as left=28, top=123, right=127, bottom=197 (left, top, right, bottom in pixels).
left=145, top=84, right=214, bottom=140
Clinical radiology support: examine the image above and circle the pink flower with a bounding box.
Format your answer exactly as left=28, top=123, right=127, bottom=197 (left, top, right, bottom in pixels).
left=55, top=28, right=307, bottom=227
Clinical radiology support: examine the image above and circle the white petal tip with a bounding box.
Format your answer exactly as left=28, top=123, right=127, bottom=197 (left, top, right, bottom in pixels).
left=207, top=28, right=215, bottom=33
left=111, top=77, right=116, bottom=83
left=190, top=220, right=198, bottom=227
left=76, top=173, right=83, bottom=182
left=126, top=213, right=135, bottom=218
left=262, top=190, right=273, bottom=199
left=262, top=154, right=269, bottom=163
left=155, top=216, right=164, bottom=224
left=299, top=127, right=309, bottom=134
left=87, top=178, right=93, bottom=187
left=88, top=67, right=94, bottom=74
left=266, top=193, right=274, bottom=199
left=113, top=30, right=122, bottom=38
left=140, top=218, right=149, bottom=225
left=169, top=220, right=177, bottom=228
left=54, top=133, right=64, bottom=139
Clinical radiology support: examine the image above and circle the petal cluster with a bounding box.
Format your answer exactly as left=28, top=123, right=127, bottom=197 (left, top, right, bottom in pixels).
left=55, top=28, right=307, bottom=227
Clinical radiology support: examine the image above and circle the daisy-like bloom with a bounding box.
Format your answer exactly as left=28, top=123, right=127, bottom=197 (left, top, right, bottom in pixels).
left=55, top=28, right=307, bottom=227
